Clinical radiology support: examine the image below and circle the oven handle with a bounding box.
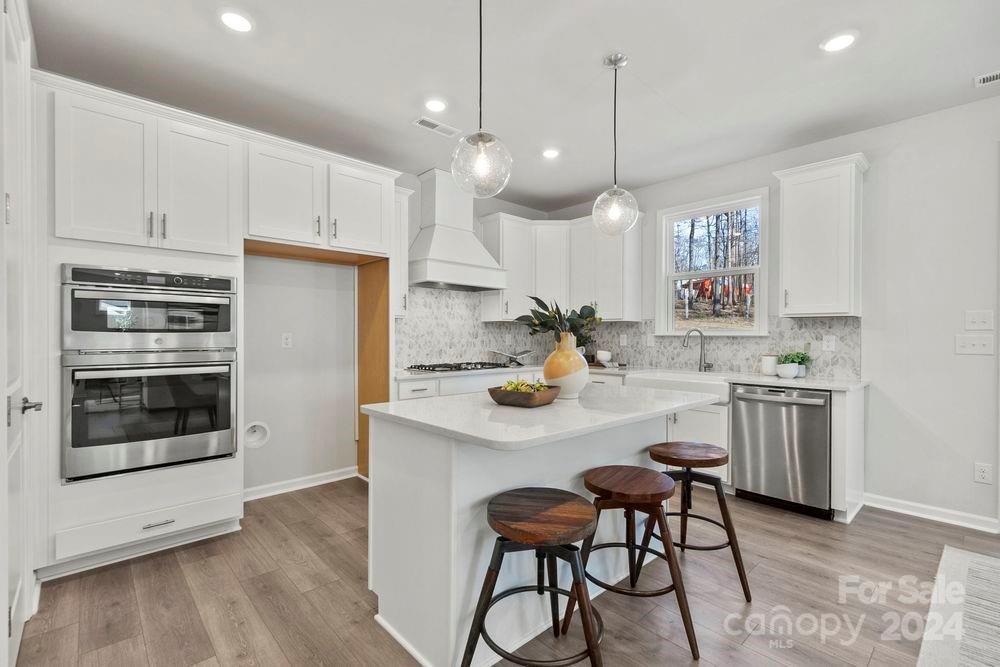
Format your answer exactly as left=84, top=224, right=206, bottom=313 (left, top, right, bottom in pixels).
left=72, top=289, right=230, bottom=306
left=74, top=365, right=230, bottom=380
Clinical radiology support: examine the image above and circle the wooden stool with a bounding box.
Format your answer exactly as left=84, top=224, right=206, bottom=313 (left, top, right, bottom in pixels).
left=561, top=466, right=699, bottom=660
left=644, top=441, right=752, bottom=602
left=461, top=487, right=604, bottom=667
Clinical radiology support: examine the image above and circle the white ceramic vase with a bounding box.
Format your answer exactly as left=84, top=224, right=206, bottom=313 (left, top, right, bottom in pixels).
left=543, top=332, right=589, bottom=399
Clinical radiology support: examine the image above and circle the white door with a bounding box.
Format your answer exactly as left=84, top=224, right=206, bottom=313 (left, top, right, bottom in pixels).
left=248, top=143, right=325, bottom=245
left=501, top=219, right=534, bottom=319
left=569, top=220, right=595, bottom=310
left=329, top=163, right=390, bottom=254
left=157, top=120, right=243, bottom=256
left=2, top=7, right=34, bottom=662
left=534, top=226, right=569, bottom=308
left=594, top=231, right=624, bottom=320
left=53, top=90, right=157, bottom=247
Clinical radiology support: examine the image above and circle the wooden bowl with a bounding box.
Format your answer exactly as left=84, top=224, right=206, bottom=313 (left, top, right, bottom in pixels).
left=488, top=386, right=561, bottom=408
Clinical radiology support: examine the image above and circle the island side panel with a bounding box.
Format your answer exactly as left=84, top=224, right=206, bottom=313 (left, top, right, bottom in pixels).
left=452, top=416, right=669, bottom=667
left=369, top=417, right=456, bottom=666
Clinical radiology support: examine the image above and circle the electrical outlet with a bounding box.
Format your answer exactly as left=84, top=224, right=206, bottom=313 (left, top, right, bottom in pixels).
left=619, top=334, right=628, bottom=346
left=822, top=335, right=837, bottom=352
left=955, top=333, right=994, bottom=355
left=965, top=310, right=994, bottom=331
left=646, top=333, right=655, bottom=347
left=974, top=462, right=993, bottom=484
left=281, top=332, right=293, bottom=349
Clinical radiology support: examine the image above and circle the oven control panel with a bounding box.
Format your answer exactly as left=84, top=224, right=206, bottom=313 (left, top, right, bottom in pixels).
left=66, top=265, right=234, bottom=292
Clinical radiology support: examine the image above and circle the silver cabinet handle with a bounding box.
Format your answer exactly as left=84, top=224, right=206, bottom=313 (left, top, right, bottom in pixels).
left=161, top=213, right=167, bottom=239
left=784, top=289, right=789, bottom=307
left=504, top=300, right=509, bottom=315
left=315, top=215, right=321, bottom=236
left=21, top=397, right=43, bottom=413
left=410, top=387, right=428, bottom=392
left=735, top=392, right=826, bottom=406
left=332, top=218, right=338, bottom=239
left=141, top=518, right=176, bottom=531
left=148, top=212, right=154, bottom=238
left=402, top=294, right=407, bottom=310
left=591, top=380, right=606, bottom=384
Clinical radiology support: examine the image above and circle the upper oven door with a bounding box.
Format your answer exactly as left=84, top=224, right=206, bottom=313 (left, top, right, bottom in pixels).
left=63, top=286, right=236, bottom=351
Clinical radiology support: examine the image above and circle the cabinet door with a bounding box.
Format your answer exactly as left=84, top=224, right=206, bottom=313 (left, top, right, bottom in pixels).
left=54, top=91, right=157, bottom=247
left=501, top=219, right=535, bottom=319
left=392, top=190, right=411, bottom=318
left=594, top=231, right=624, bottom=320
left=157, top=120, right=243, bottom=255
left=780, top=165, right=852, bottom=315
left=669, top=406, right=729, bottom=483
left=569, top=221, right=595, bottom=310
left=329, top=163, right=391, bottom=254
left=248, top=143, right=325, bottom=244
left=534, top=226, right=569, bottom=307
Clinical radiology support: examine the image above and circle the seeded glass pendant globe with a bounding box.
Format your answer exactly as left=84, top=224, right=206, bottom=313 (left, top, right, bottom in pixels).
left=593, top=186, right=639, bottom=235
left=451, top=131, right=512, bottom=198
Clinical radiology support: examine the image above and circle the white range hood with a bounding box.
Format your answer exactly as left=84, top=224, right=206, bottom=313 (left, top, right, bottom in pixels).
left=408, top=169, right=507, bottom=292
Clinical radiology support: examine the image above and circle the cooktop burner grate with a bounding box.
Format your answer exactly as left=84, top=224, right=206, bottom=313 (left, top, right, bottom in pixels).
left=406, top=362, right=510, bottom=373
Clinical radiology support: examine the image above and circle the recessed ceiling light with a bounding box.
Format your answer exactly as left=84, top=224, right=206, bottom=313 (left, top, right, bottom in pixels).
left=424, top=99, right=447, bottom=113
left=542, top=148, right=560, bottom=159
left=820, top=31, right=858, bottom=53
left=220, top=11, right=253, bottom=32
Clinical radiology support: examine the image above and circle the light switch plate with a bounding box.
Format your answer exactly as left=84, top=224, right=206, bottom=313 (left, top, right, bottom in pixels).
left=955, top=333, right=994, bottom=355
left=619, top=334, right=628, bottom=346
left=822, top=335, right=837, bottom=352
left=646, top=333, right=655, bottom=347
left=281, top=332, right=293, bottom=349
left=965, top=310, right=994, bottom=331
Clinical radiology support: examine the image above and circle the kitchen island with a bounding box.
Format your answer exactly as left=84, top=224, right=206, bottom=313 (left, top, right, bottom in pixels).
left=361, top=384, right=718, bottom=667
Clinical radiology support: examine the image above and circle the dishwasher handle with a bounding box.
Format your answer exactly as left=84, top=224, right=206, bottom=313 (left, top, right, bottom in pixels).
left=734, top=391, right=827, bottom=407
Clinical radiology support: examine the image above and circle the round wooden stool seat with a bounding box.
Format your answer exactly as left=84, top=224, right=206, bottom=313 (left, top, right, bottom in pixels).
left=648, top=441, right=729, bottom=468
left=583, top=465, right=676, bottom=504
left=487, top=487, right=597, bottom=547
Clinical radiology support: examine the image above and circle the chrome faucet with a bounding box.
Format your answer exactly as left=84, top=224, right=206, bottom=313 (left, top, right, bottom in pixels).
left=682, top=328, right=713, bottom=372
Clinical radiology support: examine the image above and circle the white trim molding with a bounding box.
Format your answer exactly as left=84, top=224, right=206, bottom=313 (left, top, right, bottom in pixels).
left=863, top=493, right=1000, bottom=534
left=243, top=467, right=360, bottom=501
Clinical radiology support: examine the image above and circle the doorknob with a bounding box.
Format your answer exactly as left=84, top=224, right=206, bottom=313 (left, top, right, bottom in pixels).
left=21, top=397, right=43, bottom=413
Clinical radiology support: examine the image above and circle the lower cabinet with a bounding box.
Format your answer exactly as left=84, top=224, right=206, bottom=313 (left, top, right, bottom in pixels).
left=588, top=374, right=623, bottom=387
left=397, top=369, right=539, bottom=400
left=667, top=404, right=730, bottom=483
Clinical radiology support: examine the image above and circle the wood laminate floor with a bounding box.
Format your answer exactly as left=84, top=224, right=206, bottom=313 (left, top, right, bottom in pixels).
left=18, top=477, right=1000, bottom=666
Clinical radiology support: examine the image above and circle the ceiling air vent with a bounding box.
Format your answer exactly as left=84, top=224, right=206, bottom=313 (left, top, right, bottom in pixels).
left=974, top=71, right=1000, bottom=88
left=412, top=116, right=462, bottom=139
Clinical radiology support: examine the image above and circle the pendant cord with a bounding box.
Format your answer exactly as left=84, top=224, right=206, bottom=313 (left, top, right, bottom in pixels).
left=478, top=0, right=483, bottom=131
left=612, top=67, right=618, bottom=187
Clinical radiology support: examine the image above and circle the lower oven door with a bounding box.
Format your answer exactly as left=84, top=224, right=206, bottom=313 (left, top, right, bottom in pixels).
left=63, top=358, right=236, bottom=480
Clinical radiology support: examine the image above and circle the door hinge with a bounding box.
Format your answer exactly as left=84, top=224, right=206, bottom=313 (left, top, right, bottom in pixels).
left=5, top=192, right=11, bottom=225
left=5, top=395, right=10, bottom=428
left=7, top=605, right=11, bottom=638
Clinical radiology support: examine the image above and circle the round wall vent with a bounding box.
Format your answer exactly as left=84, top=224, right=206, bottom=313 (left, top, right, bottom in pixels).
left=245, top=421, right=270, bottom=449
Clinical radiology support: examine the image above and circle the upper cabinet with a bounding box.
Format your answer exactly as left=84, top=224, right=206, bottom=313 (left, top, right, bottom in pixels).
left=480, top=214, right=535, bottom=321
left=248, top=142, right=325, bottom=245
left=533, top=224, right=570, bottom=308
left=157, top=120, right=243, bottom=255
left=54, top=92, right=158, bottom=248
left=568, top=216, right=642, bottom=321
left=53, top=92, right=242, bottom=256
left=392, top=186, right=413, bottom=319
left=775, top=154, right=867, bottom=317
left=329, top=163, right=393, bottom=254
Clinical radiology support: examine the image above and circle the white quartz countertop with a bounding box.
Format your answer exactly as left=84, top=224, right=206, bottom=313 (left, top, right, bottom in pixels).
left=394, top=364, right=643, bottom=381
left=362, top=384, right=719, bottom=450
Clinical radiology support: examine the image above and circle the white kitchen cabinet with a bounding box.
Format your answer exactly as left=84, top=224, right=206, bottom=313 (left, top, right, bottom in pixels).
left=392, top=186, right=414, bottom=318
left=775, top=154, right=867, bottom=317
left=667, top=404, right=730, bottom=483
left=533, top=224, right=570, bottom=307
left=568, top=215, right=642, bottom=321
left=480, top=213, right=535, bottom=321
left=329, top=161, right=393, bottom=254
left=588, top=374, right=623, bottom=387
left=54, top=91, right=157, bottom=248
left=248, top=142, right=326, bottom=245
left=157, top=120, right=242, bottom=255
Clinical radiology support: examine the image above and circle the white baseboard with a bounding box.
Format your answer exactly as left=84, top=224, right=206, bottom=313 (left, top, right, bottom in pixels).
left=863, top=493, right=1000, bottom=534
left=243, top=466, right=359, bottom=501
left=374, top=614, right=434, bottom=667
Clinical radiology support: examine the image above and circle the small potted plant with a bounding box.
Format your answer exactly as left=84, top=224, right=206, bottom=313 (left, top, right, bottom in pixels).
left=514, top=298, right=601, bottom=399
left=777, top=351, right=812, bottom=378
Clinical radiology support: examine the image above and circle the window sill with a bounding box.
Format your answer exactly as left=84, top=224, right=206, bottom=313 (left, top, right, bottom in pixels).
left=654, top=329, right=770, bottom=338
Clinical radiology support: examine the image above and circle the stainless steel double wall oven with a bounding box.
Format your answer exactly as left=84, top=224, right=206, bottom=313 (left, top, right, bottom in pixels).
left=61, top=265, right=237, bottom=481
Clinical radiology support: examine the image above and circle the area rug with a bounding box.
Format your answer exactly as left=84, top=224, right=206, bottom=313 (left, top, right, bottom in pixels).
left=917, top=545, right=1000, bottom=666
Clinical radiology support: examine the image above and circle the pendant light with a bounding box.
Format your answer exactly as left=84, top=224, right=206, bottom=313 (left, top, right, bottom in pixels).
left=451, top=0, right=512, bottom=198
left=593, top=53, right=639, bottom=235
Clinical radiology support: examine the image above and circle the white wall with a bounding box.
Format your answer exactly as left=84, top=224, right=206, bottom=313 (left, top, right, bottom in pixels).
left=244, top=256, right=356, bottom=490
left=551, top=95, right=1000, bottom=522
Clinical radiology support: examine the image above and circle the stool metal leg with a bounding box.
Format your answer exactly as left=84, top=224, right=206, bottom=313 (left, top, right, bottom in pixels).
left=536, top=550, right=545, bottom=595
left=560, top=502, right=601, bottom=635
left=679, top=468, right=692, bottom=552
left=625, top=508, right=637, bottom=587
left=569, top=550, right=604, bottom=667
left=656, top=507, right=699, bottom=660
left=713, top=477, right=752, bottom=602
left=633, top=510, right=656, bottom=583
left=546, top=554, right=561, bottom=637
left=461, top=538, right=505, bottom=667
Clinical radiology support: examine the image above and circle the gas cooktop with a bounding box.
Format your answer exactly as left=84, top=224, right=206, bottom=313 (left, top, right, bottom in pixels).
left=405, top=362, right=512, bottom=373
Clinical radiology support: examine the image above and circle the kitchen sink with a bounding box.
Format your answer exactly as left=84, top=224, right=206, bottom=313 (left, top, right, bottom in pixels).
left=625, top=369, right=730, bottom=405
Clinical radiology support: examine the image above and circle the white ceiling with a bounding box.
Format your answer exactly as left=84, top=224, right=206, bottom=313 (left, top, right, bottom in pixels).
left=27, top=0, right=1000, bottom=211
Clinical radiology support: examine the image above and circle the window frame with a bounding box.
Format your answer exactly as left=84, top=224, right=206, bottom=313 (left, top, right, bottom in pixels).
left=654, top=187, right=769, bottom=337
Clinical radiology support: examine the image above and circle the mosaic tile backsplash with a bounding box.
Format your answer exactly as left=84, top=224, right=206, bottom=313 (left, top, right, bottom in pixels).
left=395, top=287, right=861, bottom=379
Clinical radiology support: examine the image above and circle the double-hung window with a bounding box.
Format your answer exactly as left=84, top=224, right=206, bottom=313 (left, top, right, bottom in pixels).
left=655, top=188, right=768, bottom=336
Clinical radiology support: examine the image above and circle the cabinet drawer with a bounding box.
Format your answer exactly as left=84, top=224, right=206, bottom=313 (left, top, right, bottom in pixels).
left=54, top=492, right=242, bottom=561
left=589, top=374, right=624, bottom=387
left=398, top=379, right=439, bottom=400
left=439, top=372, right=521, bottom=396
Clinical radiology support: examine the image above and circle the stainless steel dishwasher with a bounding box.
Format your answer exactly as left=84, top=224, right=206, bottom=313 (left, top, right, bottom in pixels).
left=731, top=384, right=833, bottom=519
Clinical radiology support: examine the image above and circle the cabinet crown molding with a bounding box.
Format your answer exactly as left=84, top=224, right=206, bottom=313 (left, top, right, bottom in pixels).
left=773, top=153, right=869, bottom=179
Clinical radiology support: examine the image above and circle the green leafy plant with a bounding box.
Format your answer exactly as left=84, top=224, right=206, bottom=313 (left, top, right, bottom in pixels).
left=514, top=297, right=602, bottom=349
left=778, top=351, right=812, bottom=366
